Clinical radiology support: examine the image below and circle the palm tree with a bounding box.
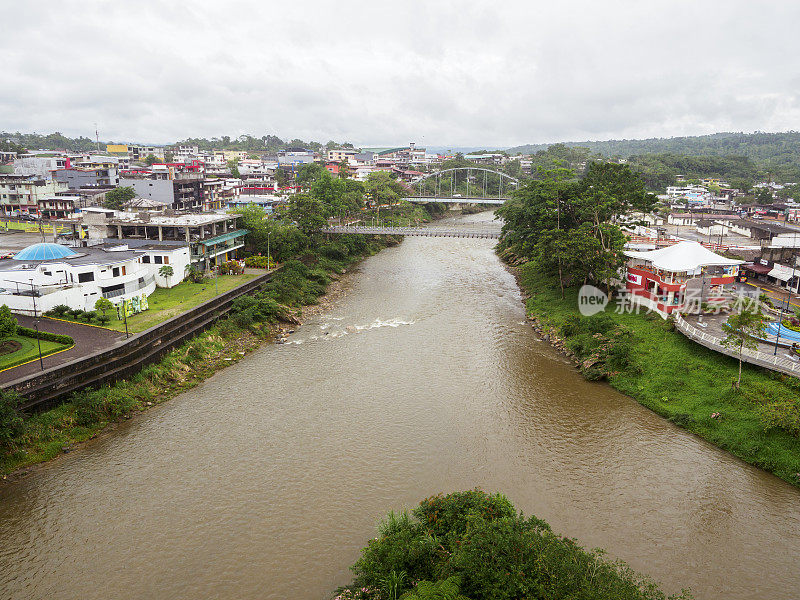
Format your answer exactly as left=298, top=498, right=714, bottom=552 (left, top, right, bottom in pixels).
left=158, top=265, right=174, bottom=287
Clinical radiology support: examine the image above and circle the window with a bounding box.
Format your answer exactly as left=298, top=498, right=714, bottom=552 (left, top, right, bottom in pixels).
left=163, top=256, right=169, bottom=264
left=154, top=256, right=163, bottom=264
left=78, top=271, right=94, bottom=283
left=142, top=256, right=150, bottom=263
left=112, top=267, right=120, bottom=277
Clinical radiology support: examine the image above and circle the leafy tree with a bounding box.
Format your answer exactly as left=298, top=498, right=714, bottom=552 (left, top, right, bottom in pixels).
left=94, top=297, right=113, bottom=317
left=227, top=158, right=240, bottom=179
left=297, top=162, right=326, bottom=186
left=104, top=186, right=136, bottom=210
left=755, top=187, right=774, bottom=203
left=164, top=150, right=174, bottom=163
left=275, top=168, right=291, bottom=187
left=365, top=171, right=404, bottom=206
left=497, top=164, right=652, bottom=293
left=143, top=153, right=158, bottom=166
left=0, top=304, right=16, bottom=337
left=346, top=490, right=689, bottom=600
left=730, top=178, right=752, bottom=194
left=286, top=193, right=327, bottom=237
left=158, top=265, right=174, bottom=287
left=721, top=307, right=766, bottom=388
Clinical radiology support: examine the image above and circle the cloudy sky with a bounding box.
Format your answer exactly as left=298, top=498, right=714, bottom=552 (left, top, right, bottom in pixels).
left=2, top=1, right=799, bottom=147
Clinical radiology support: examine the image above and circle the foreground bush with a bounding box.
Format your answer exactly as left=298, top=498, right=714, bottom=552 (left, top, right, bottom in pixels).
left=340, top=490, right=690, bottom=600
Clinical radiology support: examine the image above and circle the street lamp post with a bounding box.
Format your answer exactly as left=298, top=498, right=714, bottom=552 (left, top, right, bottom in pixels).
left=774, top=260, right=798, bottom=355
left=122, top=298, right=129, bottom=338
left=29, top=279, right=44, bottom=370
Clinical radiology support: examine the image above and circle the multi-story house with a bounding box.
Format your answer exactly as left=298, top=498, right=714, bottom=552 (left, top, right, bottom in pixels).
left=13, top=154, right=70, bottom=179
left=0, top=175, right=68, bottom=216
left=119, top=169, right=204, bottom=211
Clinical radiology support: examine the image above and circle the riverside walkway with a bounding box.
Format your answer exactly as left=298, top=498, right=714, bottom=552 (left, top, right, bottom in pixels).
left=675, top=313, right=800, bottom=378
left=321, top=225, right=501, bottom=239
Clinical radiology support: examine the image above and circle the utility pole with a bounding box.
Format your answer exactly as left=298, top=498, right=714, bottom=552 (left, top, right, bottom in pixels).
left=267, top=231, right=271, bottom=271
left=29, top=279, right=43, bottom=370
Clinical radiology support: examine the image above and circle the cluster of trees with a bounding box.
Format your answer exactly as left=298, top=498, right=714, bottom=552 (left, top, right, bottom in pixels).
left=625, top=153, right=759, bottom=190
left=339, top=490, right=688, bottom=600
left=0, top=139, right=26, bottom=156
left=1, top=131, right=98, bottom=153
left=509, top=131, right=800, bottom=185
left=0, top=130, right=358, bottom=158
left=235, top=166, right=405, bottom=259
left=177, top=135, right=354, bottom=154
left=104, top=186, right=136, bottom=210
left=497, top=163, right=655, bottom=296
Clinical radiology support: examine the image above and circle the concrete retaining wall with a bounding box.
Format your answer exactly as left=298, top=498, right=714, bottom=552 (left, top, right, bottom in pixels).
left=4, top=272, right=274, bottom=410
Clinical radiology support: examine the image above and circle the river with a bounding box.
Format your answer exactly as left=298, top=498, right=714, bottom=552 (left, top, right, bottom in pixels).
left=1, top=211, right=799, bottom=600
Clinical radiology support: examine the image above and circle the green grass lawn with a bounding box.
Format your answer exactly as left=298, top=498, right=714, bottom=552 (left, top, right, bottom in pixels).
left=518, top=263, right=800, bottom=486
left=0, top=334, right=71, bottom=371
left=105, top=273, right=257, bottom=334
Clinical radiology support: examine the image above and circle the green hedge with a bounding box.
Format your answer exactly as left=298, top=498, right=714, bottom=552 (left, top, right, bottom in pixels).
left=17, top=327, right=74, bottom=346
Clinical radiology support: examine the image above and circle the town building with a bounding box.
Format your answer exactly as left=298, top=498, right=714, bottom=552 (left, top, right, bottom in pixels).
left=729, top=220, right=800, bottom=246
left=13, top=154, right=70, bottom=179
left=119, top=169, right=203, bottom=211
left=326, top=148, right=358, bottom=162
left=0, top=242, right=158, bottom=315
left=0, top=175, right=69, bottom=216
left=623, top=241, right=743, bottom=317
left=76, top=209, right=245, bottom=271
left=53, top=164, right=118, bottom=188
left=38, top=195, right=81, bottom=219
left=277, top=148, right=316, bottom=167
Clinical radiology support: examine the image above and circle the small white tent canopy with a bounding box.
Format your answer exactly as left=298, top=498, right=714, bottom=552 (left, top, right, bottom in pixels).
left=624, top=240, right=743, bottom=274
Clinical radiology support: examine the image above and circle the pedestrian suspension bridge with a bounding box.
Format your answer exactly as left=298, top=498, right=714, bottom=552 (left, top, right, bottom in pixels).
left=321, top=225, right=500, bottom=239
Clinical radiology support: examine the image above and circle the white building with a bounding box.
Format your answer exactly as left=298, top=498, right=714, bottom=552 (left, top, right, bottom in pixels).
left=0, top=242, right=158, bottom=315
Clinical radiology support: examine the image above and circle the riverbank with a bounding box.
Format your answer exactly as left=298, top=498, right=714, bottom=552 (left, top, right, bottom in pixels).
left=0, top=233, right=402, bottom=480
left=513, top=262, right=800, bottom=487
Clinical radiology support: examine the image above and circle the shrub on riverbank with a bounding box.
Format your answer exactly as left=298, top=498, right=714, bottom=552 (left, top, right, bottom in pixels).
left=517, top=263, right=800, bottom=486
left=338, top=490, right=691, bottom=600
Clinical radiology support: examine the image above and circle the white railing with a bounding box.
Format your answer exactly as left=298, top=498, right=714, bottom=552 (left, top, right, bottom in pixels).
left=674, top=313, right=800, bottom=378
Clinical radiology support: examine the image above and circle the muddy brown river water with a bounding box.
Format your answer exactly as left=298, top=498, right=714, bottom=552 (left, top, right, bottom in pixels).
left=1, top=212, right=799, bottom=600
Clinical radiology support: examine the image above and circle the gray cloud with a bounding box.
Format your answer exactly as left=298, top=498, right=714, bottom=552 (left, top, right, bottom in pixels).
left=2, top=0, right=799, bottom=147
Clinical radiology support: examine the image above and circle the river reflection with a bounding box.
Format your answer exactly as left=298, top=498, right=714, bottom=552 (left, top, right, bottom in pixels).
left=1, top=211, right=798, bottom=600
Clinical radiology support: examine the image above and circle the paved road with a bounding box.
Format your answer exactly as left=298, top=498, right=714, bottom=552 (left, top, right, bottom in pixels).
left=0, top=316, right=125, bottom=384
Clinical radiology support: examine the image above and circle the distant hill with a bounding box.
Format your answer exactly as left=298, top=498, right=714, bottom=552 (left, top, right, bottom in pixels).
left=508, top=131, right=800, bottom=183
left=507, top=131, right=800, bottom=159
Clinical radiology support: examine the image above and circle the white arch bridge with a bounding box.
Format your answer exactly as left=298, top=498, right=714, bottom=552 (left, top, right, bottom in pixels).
left=321, top=225, right=500, bottom=239
left=403, top=167, right=519, bottom=205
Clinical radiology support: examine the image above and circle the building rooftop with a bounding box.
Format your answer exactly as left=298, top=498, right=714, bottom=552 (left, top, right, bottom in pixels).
left=0, top=244, right=143, bottom=269
left=624, top=241, right=743, bottom=272
left=14, top=243, right=77, bottom=261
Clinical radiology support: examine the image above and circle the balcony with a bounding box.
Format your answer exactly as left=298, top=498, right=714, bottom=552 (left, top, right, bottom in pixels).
left=102, top=274, right=155, bottom=299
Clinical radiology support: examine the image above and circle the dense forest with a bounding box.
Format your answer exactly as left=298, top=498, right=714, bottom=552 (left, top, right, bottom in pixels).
left=509, top=131, right=800, bottom=185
